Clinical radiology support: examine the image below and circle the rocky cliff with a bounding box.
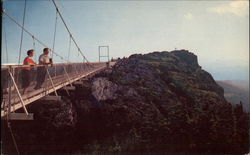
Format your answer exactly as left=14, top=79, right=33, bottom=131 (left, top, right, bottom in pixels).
left=3, top=50, right=249, bottom=155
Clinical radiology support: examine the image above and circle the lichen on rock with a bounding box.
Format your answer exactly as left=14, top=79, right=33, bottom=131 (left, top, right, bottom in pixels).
left=92, top=77, right=119, bottom=101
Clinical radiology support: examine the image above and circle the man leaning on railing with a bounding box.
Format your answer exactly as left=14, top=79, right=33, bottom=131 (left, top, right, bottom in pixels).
left=22, top=49, right=37, bottom=94
left=34, top=48, right=53, bottom=90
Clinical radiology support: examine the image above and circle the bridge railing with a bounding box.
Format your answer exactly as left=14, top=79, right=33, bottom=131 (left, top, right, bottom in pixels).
left=1, top=62, right=107, bottom=114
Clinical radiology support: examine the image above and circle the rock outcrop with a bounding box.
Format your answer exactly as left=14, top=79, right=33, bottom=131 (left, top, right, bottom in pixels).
left=92, top=77, right=119, bottom=101
left=80, top=50, right=248, bottom=154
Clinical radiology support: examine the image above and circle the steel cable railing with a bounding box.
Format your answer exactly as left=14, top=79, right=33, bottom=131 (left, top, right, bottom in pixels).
left=1, top=62, right=107, bottom=115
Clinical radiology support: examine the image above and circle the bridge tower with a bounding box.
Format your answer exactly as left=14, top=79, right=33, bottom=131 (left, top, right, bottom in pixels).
left=98, top=46, right=109, bottom=62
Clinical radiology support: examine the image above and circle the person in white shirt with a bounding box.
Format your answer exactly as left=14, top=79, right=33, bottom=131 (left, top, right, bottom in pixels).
left=34, top=48, right=52, bottom=90
left=38, top=48, right=51, bottom=65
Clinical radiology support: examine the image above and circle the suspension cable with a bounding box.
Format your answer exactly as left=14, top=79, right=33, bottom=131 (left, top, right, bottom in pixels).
left=32, top=36, right=37, bottom=61
left=52, top=10, right=58, bottom=59
left=32, top=36, right=36, bottom=49
left=51, top=0, right=89, bottom=63
left=18, top=0, right=27, bottom=65
left=3, top=17, right=9, bottom=63
left=67, top=35, right=71, bottom=62
left=2, top=9, right=70, bottom=63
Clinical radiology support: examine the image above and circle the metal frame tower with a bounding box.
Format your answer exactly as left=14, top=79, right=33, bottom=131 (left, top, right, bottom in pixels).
left=98, top=46, right=109, bottom=62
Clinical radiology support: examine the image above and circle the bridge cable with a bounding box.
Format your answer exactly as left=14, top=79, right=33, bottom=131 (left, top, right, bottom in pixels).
left=51, top=10, right=58, bottom=76
left=51, top=0, right=89, bottom=63
left=3, top=17, right=9, bottom=63
left=32, top=35, right=37, bottom=61
left=32, top=36, right=35, bottom=50
left=18, top=0, right=27, bottom=65
left=67, top=35, right=71, bottom=62
left=52, top=10, right=58, bottom=59
left=2, top=9, right=70, bottom=63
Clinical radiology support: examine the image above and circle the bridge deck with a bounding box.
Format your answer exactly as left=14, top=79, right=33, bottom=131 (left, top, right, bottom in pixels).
left=1, top=62, right=114, bottom=118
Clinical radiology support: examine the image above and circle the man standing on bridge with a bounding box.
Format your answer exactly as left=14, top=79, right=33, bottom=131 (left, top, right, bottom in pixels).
left=22, top=49, right=37, bottom=94
left=34, top=48, right=53, bottom=90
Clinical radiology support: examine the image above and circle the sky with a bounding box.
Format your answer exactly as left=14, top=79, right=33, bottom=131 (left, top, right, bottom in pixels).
left=1, top=0, right=249, bottom=81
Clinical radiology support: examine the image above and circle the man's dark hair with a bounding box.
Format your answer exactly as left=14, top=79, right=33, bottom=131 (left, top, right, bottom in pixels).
left=43, top=48, right=49, bottom=53
left=27, top=49, right=34, bottom=56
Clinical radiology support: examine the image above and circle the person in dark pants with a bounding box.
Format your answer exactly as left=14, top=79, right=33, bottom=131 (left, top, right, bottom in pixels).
left=34, top=48, right=52, bottom=90
left=22, top=49, right=37, bottom=94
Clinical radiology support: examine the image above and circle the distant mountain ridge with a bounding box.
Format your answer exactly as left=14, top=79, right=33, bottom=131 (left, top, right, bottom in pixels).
left=220, top=80, right=249, bottom=91
left=217, top=80, right=249, bottom=112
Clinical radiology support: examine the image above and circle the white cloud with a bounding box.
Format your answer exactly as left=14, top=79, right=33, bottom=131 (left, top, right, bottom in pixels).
left=208, top=1, right=249, bottom=16
left=184, top=12, right=193, bottom=20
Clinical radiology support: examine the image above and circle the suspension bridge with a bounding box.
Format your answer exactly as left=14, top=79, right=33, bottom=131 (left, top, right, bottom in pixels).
left=1, top=0, right=114, bottom=120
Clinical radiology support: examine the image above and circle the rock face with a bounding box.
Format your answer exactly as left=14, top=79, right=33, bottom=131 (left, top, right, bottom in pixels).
left=92, top=77, right=119, bottom=101
left=82, top=50, right=248, bottom=154
left=35, top=97, right=77, bottom=128
left=3, top=50, right=248, bottom=155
